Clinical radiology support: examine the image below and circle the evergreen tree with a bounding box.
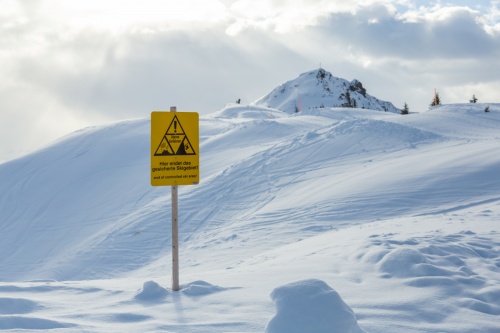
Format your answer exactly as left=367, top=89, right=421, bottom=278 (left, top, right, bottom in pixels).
left=401, top=103, right=409, bottom=115
left=344, top=90, right=352, bottom=108
left=430, top=90, right=441, bottom=107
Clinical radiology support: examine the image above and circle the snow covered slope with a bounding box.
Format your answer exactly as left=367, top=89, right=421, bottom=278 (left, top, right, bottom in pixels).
left=0, top=103, right=499, bottom=332
left=253, top=68, right=401, bottom=114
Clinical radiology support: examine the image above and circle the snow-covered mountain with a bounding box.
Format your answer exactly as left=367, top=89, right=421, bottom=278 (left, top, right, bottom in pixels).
left=253, top=68, right=401, bottom=114
left=0, top=101, right=499, bottom=332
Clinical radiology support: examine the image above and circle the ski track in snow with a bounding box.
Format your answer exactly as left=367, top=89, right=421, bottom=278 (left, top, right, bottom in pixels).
left=0, top=103, right=499, bottom=332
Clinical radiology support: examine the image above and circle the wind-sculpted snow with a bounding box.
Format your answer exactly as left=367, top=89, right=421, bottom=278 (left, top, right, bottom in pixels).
left=266, top=279, right=366, bottom=333
left=0, top=297, right=40, bottom=315
left=352, top=227, right=500, bottom=324
left=0, top=316, right=75, bottom=330
left=0, top=103, right=499, bottom=332
left=134, top=280, right=168, bottom=301
left=209, top=103, right=288, bottom=119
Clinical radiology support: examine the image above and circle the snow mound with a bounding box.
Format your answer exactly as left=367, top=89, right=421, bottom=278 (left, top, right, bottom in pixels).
left=253, top=68, right=400, bottom=114
left=134, top=280, right=227, bottom=300
left=181, top=280, right=228, bottom=296
left=378, top=248, right=429, bottom=278
left=266, top=279, right=366, bottom=333
left=134, top=280, right=168, bottom=301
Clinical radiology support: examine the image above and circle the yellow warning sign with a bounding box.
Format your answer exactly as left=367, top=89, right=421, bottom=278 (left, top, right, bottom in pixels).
left=151, top=112, right=199, bottom=186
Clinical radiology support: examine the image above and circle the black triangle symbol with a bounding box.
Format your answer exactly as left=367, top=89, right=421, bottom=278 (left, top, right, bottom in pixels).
left=166, top=115, right=185, bottom=135
left=154, top=115, right=196, bottom=156
left=176, top=136, right=195, bottom=155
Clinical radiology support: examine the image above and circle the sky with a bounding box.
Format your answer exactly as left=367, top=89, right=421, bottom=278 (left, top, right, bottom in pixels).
left=1, top=0, right=499, bottom=162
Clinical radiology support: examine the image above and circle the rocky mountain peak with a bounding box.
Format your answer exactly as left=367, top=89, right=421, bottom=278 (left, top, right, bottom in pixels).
left=253, top=68, right=400, bottom=114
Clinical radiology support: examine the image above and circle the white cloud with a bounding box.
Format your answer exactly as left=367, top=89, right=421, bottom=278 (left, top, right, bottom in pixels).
left=0, top=0, right=26, bottom=28
left=225, top=0, right=500, bottom=36
left=29, top=0, right=230, bottom=32
left=312, top=4, right=500, bottom=59
left=227, top=0, right=356, bottom=34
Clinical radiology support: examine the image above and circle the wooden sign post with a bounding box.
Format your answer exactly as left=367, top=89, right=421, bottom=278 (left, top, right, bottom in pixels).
left=170, top=107, right=179, bottom=291
left=151, top=106, right=199, bottom=291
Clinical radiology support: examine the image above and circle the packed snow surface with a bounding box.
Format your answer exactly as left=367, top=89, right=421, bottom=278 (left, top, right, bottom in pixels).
left=0, top=102, right=499, bottom=332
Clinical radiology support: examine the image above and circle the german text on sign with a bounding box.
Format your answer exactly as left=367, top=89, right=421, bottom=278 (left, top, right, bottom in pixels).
left=151, top=112, right=199, bottom=186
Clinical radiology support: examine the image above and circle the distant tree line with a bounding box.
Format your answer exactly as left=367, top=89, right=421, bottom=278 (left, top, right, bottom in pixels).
left=424, top=91, right=491, bottom=113
left=469, top=94, right=490, bottom=112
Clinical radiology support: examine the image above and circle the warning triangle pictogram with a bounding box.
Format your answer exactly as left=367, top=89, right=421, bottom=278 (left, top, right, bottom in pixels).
left=154, top=115, right=196, bottom=156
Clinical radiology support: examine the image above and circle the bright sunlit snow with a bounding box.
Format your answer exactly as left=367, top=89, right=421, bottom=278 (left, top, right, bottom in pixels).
left=0, top=69, right=499, bottom=332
